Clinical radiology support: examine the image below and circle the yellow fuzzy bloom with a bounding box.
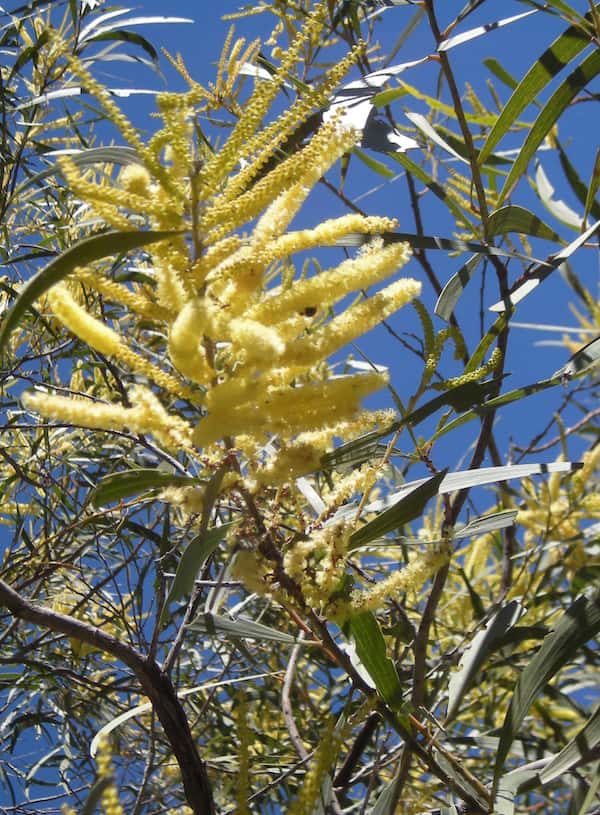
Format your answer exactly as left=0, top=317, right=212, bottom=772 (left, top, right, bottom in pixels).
left=47, top=285, right=123, bottom=356
left=284, top=277, right=422, bottom=366
left=193, top=372, right=387, bottom=447
left=248, top=242, right=411, bottom=325
left=168, top=299, right=214, bottom=384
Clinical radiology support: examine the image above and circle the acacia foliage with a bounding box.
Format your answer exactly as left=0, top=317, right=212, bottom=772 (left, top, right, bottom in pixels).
left=1, top=2, right=600, bottom=814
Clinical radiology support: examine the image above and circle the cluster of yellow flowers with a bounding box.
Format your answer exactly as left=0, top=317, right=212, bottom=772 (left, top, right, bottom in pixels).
left=18, top=3, right=443, bottom=615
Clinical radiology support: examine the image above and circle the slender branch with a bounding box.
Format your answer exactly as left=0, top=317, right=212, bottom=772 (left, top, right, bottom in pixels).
left=0, top=579, right=215, bottom=815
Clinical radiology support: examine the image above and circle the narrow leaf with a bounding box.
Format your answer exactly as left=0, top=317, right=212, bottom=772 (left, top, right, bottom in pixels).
left=479, top=12, right=594, bottom=164
left=489, top=218, right=600, bottom=312
left=165, top=523, right=235, bottom=606
left=553, top=334, right=600, bottom=381
left=454, top=509, right=519, bottom=539
left=349, top=470, right=447, bottom=548
left=498, top=49, right=600, bottom=205
left=487, top=205, right=561, bottom=241
left=539, top=704, right=600, bottom=784
left=0, top=229, right=181, bottom=355
left=188, top=612, right=304, bottom=644
left=438, top=10, right=538, bottom=52
left=446, top=602, right=523, bottom=723
left=534, top=160, right=583, bottom=229
left=493, top=590, right=600, bottom=788
left=435, top=254, right=481, bottom=321
left=90, top=468, right=200, bottom=506
left=345, top=612, right=405, bottom=711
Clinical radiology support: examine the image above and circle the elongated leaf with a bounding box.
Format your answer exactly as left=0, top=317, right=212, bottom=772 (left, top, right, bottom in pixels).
left=487, top=205, right=560, bottom=241
left=446, top=602, right=523, bottom=723
left=188, top=612, right=304, bottom=644
left=454, top=509, right=518, bottom=539
left=493, top=590, right=600, bottom=788
left=489, top=218, right=600, bottom=312
left=349, top=470, right=447, bottom=548
left=320, top=378, right=510, bottom=471
left=335, top=461, right=582, bottom=528
left=494, top=761, right=548, bottom=815
left=553, top=334, right=600, bottom=381
left=479, top=11, right=595, bottom=164
left=432, top=376, right=559, bottom=440
left=345, top=612, right=405, bottom=711
left=0, top=229, right=181, bottom=355
left=389, top=152, right=475, bottom=228
left=337, top=230, right=541, bottom=264
left=498, top=49, right=600, bottom=205
left=435, top=254, right=481, bottom=321
left=405, top=111, right=469, bottom=164
left=85, top=30, right=161, bottom=64
left=165, top=523, right=235, bottom=606
left=90, top=671, right=276, bottom=757
left=438, top=10, right=538, bottom=52
left=584, top=147, right=600, bottom=226
left=539, top=704, right=600, bottom=784
left=554, top=140, right=600, bottom=222
left=534, top=160, right=583, bottom=229
left=90, top=468, right=200, bottom=506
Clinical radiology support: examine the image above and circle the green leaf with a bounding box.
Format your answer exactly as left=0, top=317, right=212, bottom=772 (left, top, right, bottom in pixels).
left=487, top=205, right=561, bottom=241
left=584, top=146, right=600, bottom=226
left=345, top=611, right=406, bottom=711
left=90, top=468, right=200, bottom=506
left=498, top=49, right=600, bottom=205
left=479, top=11, right=595, bottom=165
left=493, top=590, right=600, bottom=790
left=446, top=602, right=523, bottom=723
left=188, top=612, right=304, bottom=644
left=0, top=229, right=181, bottom=356
left=434, top=254, right=481, bottom=321
left=553, top=334, right=600, bottom=381
left=489, top=218, right=600, bottom=312
left=389, top=153, right=475, bottom=229
left=349, top=470, right=447, bottom=549
left=369, top=765, right=405, bottom=815
left=321, top=378, right=499, bottom=470
left=164, top=523, right=235, bottom=607
left=353, top=147, right=396, bottom=178
left=454, top=509, right=519, bottom=539
left=539, top=704, right=600, bottom=784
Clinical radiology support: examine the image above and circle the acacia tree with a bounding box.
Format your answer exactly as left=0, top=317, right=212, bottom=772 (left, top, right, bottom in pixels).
left=1, top=2, right=600, bottom=814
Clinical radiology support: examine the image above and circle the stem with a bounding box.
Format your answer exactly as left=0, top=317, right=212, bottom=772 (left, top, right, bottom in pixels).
left=0, top=579, right=215, bottom=815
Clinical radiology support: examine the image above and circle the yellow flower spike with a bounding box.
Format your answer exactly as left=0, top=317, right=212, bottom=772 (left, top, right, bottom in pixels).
left=168, top=299, right=214, bottom=385
left=228, top=317, right=285, bottom=363
left=253, top=440, right=325, bottom=486
left=339, top=547, right=449, bottom=619
left=118, top=163, right=152, bottom=197
left=285, top=277, right=421, bottom=367
left=248, top=241, right=411, bottom=325
left=22, top=386, right=193, bottom=454
left=249, top=125, right=359, bottom=246
left=46, top=284, right=196, bottom=403
left=46, top=285, right=123, bottom=357
left=193, top=371, right=387, bottom=447
left=74, top=268, right=170, bottom=323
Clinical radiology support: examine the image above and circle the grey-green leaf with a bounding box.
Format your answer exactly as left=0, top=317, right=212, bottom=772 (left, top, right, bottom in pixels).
left=165, top=523, right=235, bottom=607
left=493, top=590, right=600, bottom=789
left=479, top=12, right=594, bottom=164
left=188, top=612, right=304, bottom=644
left=349, top=470, right=447, bottom=548
left=446, top=601, right=523, bottom=723
left=498, top=49, right=600, bottom=205
left=345, top=611, right=406, bottom=712
left=90, top=468, right=201, bottom=506
left=0, top=229, right=181, bottom=356
left=487, top=205, right=561, bottom=241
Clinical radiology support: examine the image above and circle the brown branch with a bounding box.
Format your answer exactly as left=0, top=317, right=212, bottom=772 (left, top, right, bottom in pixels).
left=0, top=579, right=215, bottom=815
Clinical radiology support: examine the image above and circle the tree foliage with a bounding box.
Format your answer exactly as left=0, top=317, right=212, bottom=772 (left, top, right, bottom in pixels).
left=1, top=2, right=600, bottom=814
